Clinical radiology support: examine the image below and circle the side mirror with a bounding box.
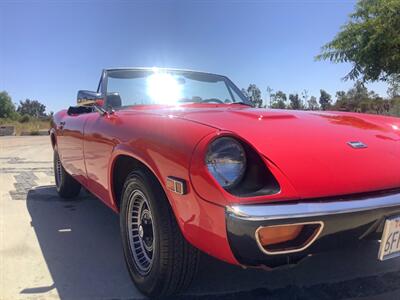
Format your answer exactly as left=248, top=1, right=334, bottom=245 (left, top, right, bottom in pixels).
left=77, top=90, right=104, bottom=107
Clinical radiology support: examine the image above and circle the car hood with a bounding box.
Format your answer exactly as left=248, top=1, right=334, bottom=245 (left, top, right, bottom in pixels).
left=174, top=107, right=400, bottom=199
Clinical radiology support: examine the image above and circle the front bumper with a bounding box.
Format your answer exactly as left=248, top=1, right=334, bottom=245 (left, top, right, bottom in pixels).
left=226, top=190, right=400, bottom=267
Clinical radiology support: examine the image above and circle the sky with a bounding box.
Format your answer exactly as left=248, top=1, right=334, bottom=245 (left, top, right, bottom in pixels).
left=0, top=0, right=389, bottom=113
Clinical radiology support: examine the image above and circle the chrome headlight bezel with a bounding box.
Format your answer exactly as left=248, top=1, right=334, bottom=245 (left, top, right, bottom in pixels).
left=205, top=137, right=247, bottom=189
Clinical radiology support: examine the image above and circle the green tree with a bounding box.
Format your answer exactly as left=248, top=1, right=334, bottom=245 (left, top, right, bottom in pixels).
left=19, top=114, right=31, bottom=123
left=301, top=90, right=309, bottom=109
left=271, top=91, right=287, bottom=109
left=0, top=91, right=17, bottom=119
left=17, top=99, right=46, bottom=118
left=347, top=81, right=369, bottom=101
left=333, top=82, right=391, bottom=114
left=316, top=0, right=400, bottom=82
left=247, top=84, right=262, bottom=108
left=369, top=97, right=389, bottom=114
left=334, top=91, right=349, bottom=111
left=288, top=93, right=303, bottom=110
left=345, top=81, right=370, bottom=111
left=389, top=97, right=400, bottom=116
left=335, top=91, right=346, bottom=102
left=307, top=96, right=319, bottom=110
left=387, top=74, right=400, bottom=98
left=319, top=89, right=332, bottom=110
left=266, top=86, right=274, bottom=108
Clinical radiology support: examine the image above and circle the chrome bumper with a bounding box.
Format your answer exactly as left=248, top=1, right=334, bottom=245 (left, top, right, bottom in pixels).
left=225, top=191, right=400, bottom=267
left=227, top=192, right=400, bottom=221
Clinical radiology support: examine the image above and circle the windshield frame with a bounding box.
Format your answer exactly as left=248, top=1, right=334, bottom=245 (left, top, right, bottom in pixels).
left=102, top=68, right=252, bottom=109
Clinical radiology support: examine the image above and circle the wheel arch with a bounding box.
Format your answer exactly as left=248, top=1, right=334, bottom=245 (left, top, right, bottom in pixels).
left=109, top=147, right=169, bottom=213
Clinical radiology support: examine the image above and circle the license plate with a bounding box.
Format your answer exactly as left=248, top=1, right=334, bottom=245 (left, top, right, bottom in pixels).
left=378, top=216, right=400, bottom=261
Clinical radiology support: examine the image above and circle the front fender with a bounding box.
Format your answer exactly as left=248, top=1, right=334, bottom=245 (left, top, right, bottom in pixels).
left=107, top=129, right=238, bottom=265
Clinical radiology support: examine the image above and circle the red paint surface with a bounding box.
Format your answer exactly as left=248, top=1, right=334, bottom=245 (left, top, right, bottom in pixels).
left=52, top=104, right=400, bottom=264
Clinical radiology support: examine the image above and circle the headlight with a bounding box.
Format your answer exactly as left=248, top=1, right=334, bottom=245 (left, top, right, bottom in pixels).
left=205, top=137, right=246, bottom=188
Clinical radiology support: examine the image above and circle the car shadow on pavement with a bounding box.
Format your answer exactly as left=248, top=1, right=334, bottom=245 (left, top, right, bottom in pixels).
left=26, top=185, right=400, bottom=300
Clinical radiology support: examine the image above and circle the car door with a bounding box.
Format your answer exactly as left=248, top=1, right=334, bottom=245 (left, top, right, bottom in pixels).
left=82, top=71, right=118, bottom=205
left=58, top=112, right=90, bottom=186
left=83, top=112, right=118, bottom=205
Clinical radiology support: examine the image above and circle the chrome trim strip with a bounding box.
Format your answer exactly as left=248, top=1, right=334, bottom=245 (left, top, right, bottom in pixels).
left=227, top=193, right=400, bottom=221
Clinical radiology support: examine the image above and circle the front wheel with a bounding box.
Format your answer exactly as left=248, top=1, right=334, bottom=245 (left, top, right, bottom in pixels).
left=53, top=150, right=81, bottom=198
left=120, top=169, right=199, bottom=298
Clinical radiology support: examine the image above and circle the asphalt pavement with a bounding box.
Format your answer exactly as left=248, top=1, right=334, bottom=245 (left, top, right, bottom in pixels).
left=1, top=136, right=400, bottom=300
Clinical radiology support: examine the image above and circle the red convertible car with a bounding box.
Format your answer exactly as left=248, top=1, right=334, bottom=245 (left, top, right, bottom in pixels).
left=51, top=67, right=400, bottom=297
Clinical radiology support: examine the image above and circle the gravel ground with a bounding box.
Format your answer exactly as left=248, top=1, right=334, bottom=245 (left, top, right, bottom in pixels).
left=1, top=136, right=400, bottom=300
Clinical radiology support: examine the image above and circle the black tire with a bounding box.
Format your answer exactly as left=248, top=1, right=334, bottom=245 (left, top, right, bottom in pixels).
left=120, top=169, right=199, bottom=298
left=53, top=150, right=81, bottom=198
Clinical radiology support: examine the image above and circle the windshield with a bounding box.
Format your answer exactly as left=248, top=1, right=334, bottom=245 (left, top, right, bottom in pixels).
left=105, top=69, right=249, bottom=108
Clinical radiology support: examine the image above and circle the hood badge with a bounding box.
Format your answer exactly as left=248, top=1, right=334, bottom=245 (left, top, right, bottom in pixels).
left=347, top=141, right=368, bottom=149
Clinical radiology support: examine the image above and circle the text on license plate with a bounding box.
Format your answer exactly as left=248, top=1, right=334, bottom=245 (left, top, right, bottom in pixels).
left=378, top=216, right=400, bottom=261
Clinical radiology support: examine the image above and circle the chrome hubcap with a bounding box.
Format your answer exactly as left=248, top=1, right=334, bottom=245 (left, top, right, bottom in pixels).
left=127, top=190, right=155, bottom=275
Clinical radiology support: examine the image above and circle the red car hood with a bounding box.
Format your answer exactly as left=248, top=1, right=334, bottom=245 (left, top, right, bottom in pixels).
left=175, top=107, right=400, bottom=199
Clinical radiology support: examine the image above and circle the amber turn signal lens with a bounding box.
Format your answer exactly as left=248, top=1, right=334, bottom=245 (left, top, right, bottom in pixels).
left=258, top=224, right=304, bottom=246
left=166, top=176, right=187, bottom=195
